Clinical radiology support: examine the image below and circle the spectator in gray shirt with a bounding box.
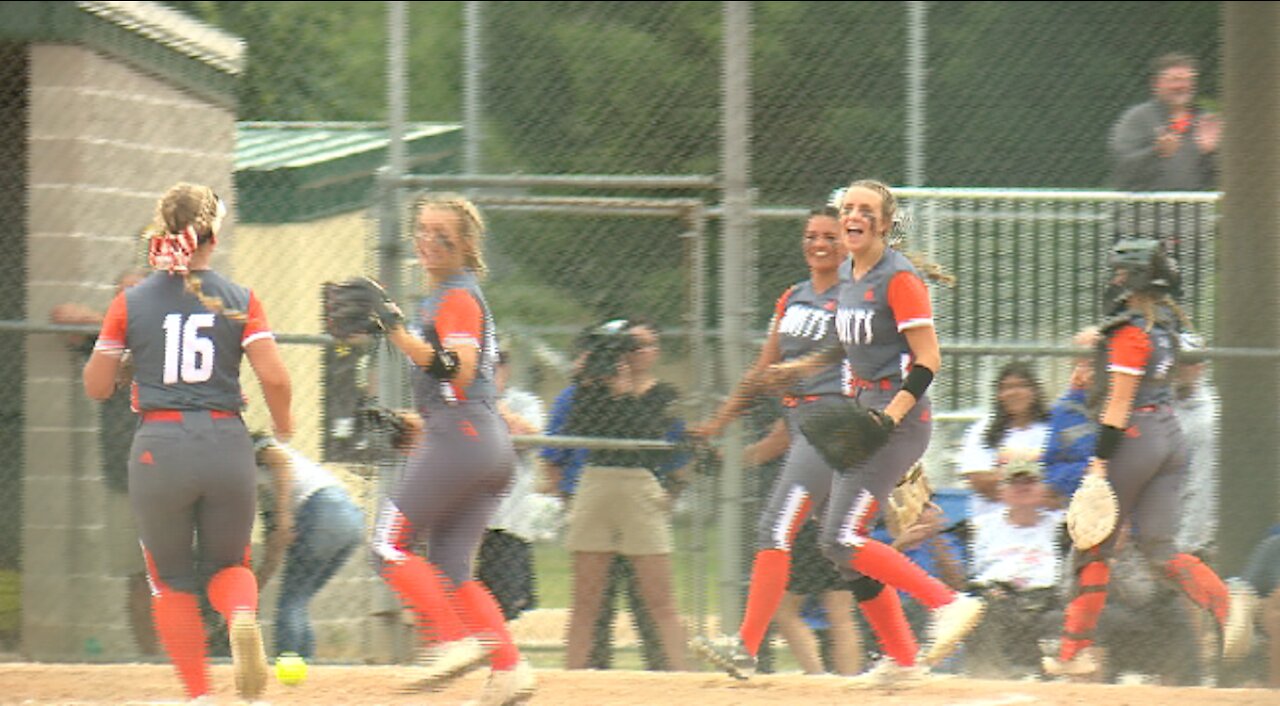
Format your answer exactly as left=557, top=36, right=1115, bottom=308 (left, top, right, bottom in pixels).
left=1109, top=52, right=1222, bottom=260
left=1110, top=52, right=1220, bottom=192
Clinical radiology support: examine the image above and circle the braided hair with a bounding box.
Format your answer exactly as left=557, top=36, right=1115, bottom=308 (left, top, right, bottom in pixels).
left=145, top=182, right=245, bottom=321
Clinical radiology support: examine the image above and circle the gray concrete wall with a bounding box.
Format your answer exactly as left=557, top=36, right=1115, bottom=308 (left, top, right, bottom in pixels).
left=22, top=43, right=235, bottom=661
left=20, top=43, right=407, bottom=665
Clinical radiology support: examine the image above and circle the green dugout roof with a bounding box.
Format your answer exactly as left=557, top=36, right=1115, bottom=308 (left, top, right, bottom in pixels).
left=235, top=121, right=462, bottom=224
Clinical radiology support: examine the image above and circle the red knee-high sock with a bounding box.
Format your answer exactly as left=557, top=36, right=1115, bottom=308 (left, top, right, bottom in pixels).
left=382, top=556, right=469, bottom=643
left=1166, top=553, right=1229, bottom=625
left=455, top=580, right=518, bottom=670
left=849, top=539, right=953, bottom=610
left=1059, top=560, right=1110, bottom=662
left=206, top=565, right=258, bottom=619
left=152, top=590, right=209, bottom=698
left=739, top=549, right=791, bottom=656
left=857, top=586, right=918, bottom=667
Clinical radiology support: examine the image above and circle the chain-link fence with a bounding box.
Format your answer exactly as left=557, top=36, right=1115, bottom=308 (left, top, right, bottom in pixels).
left=470, top=2, right=1220, bottom=193
left=4, top=0, right=1275, bottom=693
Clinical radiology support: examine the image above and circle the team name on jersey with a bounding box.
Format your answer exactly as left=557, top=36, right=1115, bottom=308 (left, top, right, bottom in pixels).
left=836, top=307, right=876, bottom=346
left=777, top=304, right=833, bottom=342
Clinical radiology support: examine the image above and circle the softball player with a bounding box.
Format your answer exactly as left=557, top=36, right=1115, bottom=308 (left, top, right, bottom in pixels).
left=820, top=180, right=984, bottom=684
left=83, top=183, right=293, bottom=702
left=754, top=180, right=984, bottom=686
left=369, top=193, right=531, bottom=704
left=1043, top=239, right=1250, bottom=676
left=691, top=206, right=852, bottom=677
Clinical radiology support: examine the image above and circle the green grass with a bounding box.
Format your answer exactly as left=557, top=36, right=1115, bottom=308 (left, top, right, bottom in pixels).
left=531, top=540, right=572, bottom=609
left=521, top=506, right=833, bottom=674
left=526, top=523, right=723, bottom=672
left=520, top=531, right=810, bottom=676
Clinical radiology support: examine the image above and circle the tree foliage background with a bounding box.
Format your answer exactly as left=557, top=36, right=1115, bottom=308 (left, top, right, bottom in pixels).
left=168, top=1, right=1222, bottom=326
left=171, top=1, right=1220, bottom=191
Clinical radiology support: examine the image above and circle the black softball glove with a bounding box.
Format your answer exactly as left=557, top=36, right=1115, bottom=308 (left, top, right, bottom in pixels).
left=322, top=276, right=404, bottom=340
left=795, top=396, right=896, bottom=471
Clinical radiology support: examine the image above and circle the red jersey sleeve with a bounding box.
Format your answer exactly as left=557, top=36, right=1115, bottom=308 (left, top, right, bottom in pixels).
left=773, top=285, right=797, bottom=318
left=434, top=289, right=483, bottom=348
left=94, top=292, right=128, bottom=353
left=887, top=272, right=933, bottom=331
left=1107, top=324, right=1151, bottom=375
left=240, top=291, right=275, bottom=347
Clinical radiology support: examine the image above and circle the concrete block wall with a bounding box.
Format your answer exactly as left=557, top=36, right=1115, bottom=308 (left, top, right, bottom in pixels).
left=19, top=44, right=405, bottom=665
left=22, top=43, right=234, bottom=661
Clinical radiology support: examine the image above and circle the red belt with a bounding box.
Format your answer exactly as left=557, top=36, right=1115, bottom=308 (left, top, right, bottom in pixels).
left=782, top=394, right=823, bottom=408
left=847, top=376, right=897, bottom=391
left=141, top=409, right=239, bottom=423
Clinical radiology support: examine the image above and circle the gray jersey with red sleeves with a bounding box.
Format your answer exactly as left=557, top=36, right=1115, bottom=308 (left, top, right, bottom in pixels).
left=836, top=248, right=929, bottom=382
left=122, top=271, right=257, bottom=411
left=774, top=278, right=846, bottom=397
left=1095, top=308, right=1179, bottom=409
left=409, top=271, right=499, bottom=408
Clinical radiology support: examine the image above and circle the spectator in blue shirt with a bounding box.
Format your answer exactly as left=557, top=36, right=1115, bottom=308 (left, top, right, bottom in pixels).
left=1042, top=328, right=1100, bottom=505
left=541, top=384, right=589, bottom=498
left=541, top=323, right=670, bottom=671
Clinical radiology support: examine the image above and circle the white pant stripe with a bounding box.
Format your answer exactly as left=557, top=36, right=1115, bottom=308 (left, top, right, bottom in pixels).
left=838, top=489, right=876, bottom=548
left=371, top=499, right=409, bottom=565
left=771, top=485, right=810, bottom=549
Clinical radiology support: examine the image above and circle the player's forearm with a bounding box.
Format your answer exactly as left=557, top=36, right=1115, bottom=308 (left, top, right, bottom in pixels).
left=1099, top=372, right=1139, bottom=429
left=705, top=379, right=756, bottom=435
left=759, top=345, right=842, bottom=395
left=449, top=345, right=479, bottom=390
left=246, top=339, right=293, bottom=438
left=743, top=419, right=789, bottom=466
left=83, top=350, right=123, bottom=400
left=386, top=327, right=475, bottom=388
left=261, top=381, right=294, bottom=440
left=888, top=328, right=940, bottom=422
left=387, top=327, right=437, bottom=368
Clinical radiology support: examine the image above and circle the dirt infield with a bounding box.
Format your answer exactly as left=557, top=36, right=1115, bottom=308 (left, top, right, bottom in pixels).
left=0, top=663, right=1275, bottom=706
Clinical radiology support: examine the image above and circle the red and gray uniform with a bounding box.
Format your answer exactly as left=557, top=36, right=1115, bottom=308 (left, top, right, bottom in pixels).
left=95, top=271, right=270, bottom=594
left=1086, top=308, right=1185, bottom=562
left=820, top=249, right=935, bottom=577
left=1055, top=308, right=1229, bottom=665
left=755, top=277, right=846, bottom=551
left=371, top=272, right=515, bottom=584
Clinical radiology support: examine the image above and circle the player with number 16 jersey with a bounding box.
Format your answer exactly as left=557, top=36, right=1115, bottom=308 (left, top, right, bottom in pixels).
left=84, top=183, right=294, bottom=703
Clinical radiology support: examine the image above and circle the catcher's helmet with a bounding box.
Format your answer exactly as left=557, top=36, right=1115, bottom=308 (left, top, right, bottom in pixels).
left=1104, top=238, right=1180, bottom=313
